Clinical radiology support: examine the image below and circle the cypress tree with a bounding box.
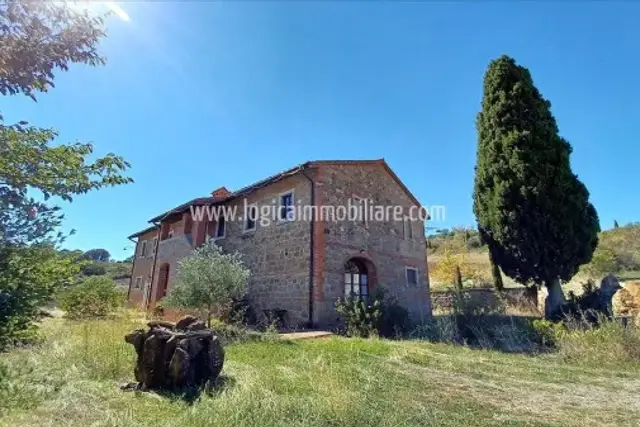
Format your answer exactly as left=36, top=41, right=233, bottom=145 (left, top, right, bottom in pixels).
left=473, top=55, right=600, bottom=318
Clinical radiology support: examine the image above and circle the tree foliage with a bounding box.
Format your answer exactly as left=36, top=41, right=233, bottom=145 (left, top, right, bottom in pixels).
left=0, top=1, right=132, bottom=245
left=0, top=245, right=77, bottom=349
left=0, top=1, right=132, bottom=347
left=164, top=242, right=250, bottom=327
left=473, top=55, right=600, bottom=317
left=83, top=248, right=111, bottom=262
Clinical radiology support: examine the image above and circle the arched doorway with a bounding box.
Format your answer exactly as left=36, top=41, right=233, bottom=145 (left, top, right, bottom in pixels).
left=344, top=258, right=369, bottom=300
left=156, top=263, right=170, bottom=301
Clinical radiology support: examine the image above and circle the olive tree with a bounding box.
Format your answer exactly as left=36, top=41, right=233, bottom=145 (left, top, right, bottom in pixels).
left=164, top=242, right=250, bottom=327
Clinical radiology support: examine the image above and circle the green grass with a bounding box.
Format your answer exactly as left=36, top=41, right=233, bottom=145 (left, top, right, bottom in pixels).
left=1, top=316, right=640, bottom=427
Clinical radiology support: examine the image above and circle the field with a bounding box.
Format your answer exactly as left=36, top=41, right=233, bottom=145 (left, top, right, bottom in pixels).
left=426, top=223, right=640, bottom=292
left=2, top=316, right=640, bottom=427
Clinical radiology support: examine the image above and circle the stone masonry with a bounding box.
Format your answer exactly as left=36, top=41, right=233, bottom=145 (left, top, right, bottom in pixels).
left=127, top=160, right=432, bottom=328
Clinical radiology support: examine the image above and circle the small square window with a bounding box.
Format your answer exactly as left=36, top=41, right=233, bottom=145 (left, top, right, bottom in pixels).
left=405, top=267, right=418, bottom=286
left=279, top=191, right=295, bottom=221
left=244, top=204, right=257, bottom=232
left=135, top=277, right=142, bottom=289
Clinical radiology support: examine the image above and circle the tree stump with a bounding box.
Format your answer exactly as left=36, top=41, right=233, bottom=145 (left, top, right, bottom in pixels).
left=124, top=315, right=224, bottom=391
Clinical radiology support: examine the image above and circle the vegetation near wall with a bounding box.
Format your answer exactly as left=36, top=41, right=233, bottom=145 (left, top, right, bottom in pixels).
left=57, top=276, right=125, bottom=320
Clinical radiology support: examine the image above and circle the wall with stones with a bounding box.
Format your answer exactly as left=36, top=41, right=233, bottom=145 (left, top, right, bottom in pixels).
left=431, top=287, right=539, bottom=314
left=313, top=163, right=431, bottom=326
left=215, top=173, right=314, bottom=327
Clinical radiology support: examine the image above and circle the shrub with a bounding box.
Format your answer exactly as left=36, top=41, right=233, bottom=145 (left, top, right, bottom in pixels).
left=379, top=299, right=411, bottom=338
left=0, top=245, right=77, bottom=350
left=219, top=295, right=257, bottom=325
left=556, top=316, right=640, bottom=366
left=80, top=262, right=107, bottom=276
left=335, top=296, right=382, bottom=338
left=57, top=276, right=124, bottom=319
left=531, top=319, right=562, bottom=347
left=466, top=235, right=483, bottom=250
left=336, top=288, right=412, bottom=339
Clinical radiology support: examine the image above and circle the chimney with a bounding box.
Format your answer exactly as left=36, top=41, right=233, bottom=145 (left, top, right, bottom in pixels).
left=211, top=186, right=231, bottom=199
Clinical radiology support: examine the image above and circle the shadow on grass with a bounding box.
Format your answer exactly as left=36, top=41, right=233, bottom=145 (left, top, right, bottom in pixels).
left=122, top=374, right=237, bottom=405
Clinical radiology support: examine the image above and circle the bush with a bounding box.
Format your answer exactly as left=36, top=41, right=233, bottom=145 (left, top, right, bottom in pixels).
left=379, top=299, right=411, bottom=338
left=1, top=245, right=77, bottom=350
left=219, top=295, right=257, bottom=325
left=335, top=296, right=382, bottom=338
left=57, top=276, right=124, bottom=319
left=556, top=316, right=640, bottom=366
left=336, top=289, right=412, bottom=338
left=80, top=262, right=107, bottom=276
left=531, top=319, right=562, bottom=347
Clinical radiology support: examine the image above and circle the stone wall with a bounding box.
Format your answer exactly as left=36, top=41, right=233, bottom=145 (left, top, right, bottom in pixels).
left=431, top=287, right=539, bottom=314
left=215, top=173, right=314, bottom=327
left=127, top=161, right=432, bottom=329
left=314, top=163, right=431, bottom=326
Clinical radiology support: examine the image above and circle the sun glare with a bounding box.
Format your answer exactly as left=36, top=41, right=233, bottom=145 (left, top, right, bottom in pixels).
left=104, top=2, right=130, bottom=22
left=64, top=1, right=130, bottom=22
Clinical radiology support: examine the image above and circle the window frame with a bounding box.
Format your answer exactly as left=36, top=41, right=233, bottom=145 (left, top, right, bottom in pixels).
left=405, top=266, right=419, bottom=286
left=278, top=189, right=295, bottom=222
left=134, top=276, right=142, bottom=289
left=140, top=240, right=147, bottom=257
left=244, top=203, right=258, bottom=232
left=152, top=237, right=158, bottom=253
left=344, top=260, right=369, bottom=301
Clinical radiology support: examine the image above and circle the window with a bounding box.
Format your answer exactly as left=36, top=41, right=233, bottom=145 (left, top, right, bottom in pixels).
left=139, top=241, right=147, bottom=257
left=403, top=217, right=413, bottom=240
left=244, top=204, right=257, bottom=232
left=167, top=228, right=174, bottom=239
left=214, top=216, right=226, bottom=239
left=405, top=267, right=418, bottom=286
left=279, top=190, right=295, bottom=221
left=344, top=259, right=369, bottom=300
left=352, top=195, right=367, bottom=225
left=134, top=277, right=142, bottom=289
left=152, top=237, right=158, bottom=253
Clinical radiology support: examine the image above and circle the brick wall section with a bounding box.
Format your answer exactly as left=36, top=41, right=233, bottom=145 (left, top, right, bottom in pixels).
left=314, top=163, right=431, bottom=326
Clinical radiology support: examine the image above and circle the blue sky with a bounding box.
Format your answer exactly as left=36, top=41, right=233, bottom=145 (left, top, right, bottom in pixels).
left=2, top=2, right=639, bottom=260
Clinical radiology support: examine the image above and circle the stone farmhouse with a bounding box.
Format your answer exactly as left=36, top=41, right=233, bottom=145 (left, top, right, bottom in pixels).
left=127, top=159, right=431, bottom=328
